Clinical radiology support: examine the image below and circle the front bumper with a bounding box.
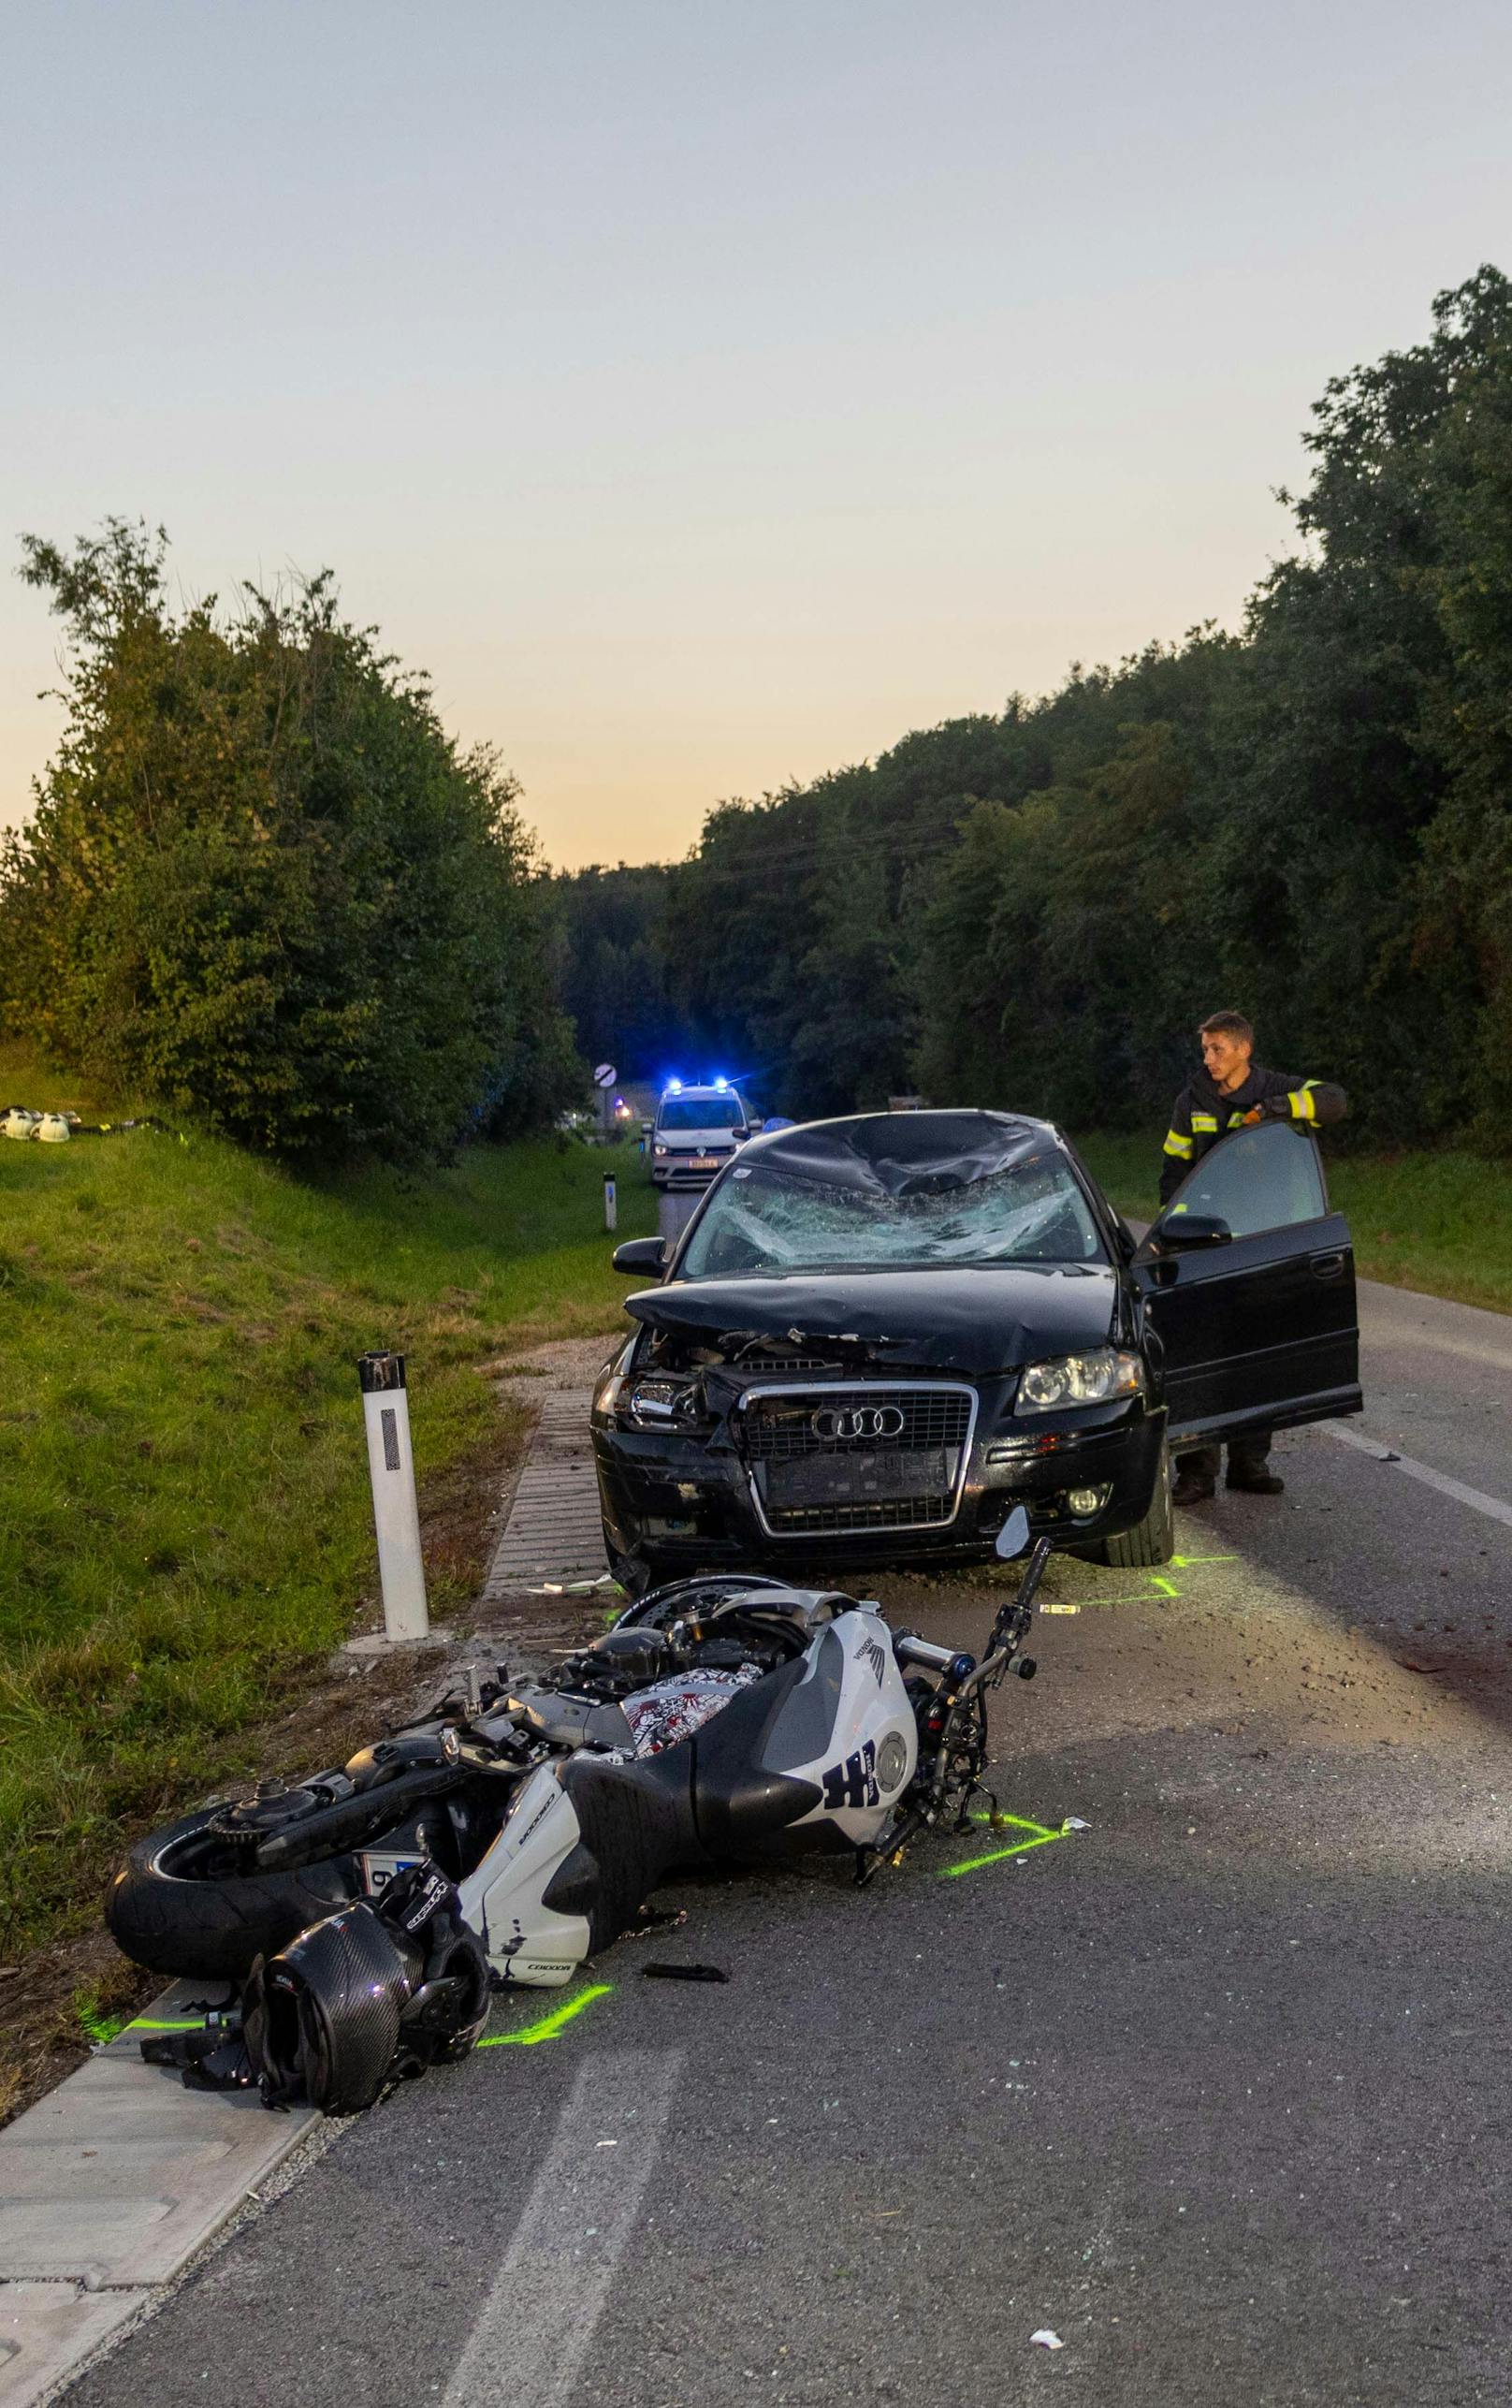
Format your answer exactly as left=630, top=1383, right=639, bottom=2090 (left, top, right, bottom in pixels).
left=593, top=1375, right=1167, bottom=1574
left=650, top=1149, right=737, bottom=1189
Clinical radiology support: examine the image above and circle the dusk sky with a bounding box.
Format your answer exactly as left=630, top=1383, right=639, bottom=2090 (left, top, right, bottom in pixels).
left=5, top=0, right=1511, bottom=868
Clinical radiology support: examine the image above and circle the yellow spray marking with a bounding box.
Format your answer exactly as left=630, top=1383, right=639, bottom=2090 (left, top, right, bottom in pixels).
left=939, top=1812, right=1072, bottom=1879
left=1053, top=1557, right=1237, bottom=1611
left=122, top=2017, right=206, bottom=2036
left=476, top=1983, right=614, bottom=2048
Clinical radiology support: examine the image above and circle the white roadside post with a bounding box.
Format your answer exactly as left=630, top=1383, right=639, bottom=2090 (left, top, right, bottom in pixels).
left=357, top=1351, right=429, bottom=1642
left=603, top=1172, right=618, bottom=1232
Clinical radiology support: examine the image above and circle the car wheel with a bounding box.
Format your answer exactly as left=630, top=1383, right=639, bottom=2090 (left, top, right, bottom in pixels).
left=1070, top=1440, right=1174, bottom=1569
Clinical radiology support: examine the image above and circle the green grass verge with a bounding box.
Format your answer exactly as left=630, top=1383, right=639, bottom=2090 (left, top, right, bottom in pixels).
left=1073, top=1130, right=1512, bottom=1317
left=0, top=1039, right=656, bottom=1960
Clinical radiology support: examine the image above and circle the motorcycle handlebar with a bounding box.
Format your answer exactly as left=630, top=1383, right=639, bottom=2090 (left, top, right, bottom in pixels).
left=894, top=1634, right=957, bottom=1672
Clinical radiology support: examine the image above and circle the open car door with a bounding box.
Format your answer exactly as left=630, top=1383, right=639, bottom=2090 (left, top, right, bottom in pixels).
left=1132, top=1121, right=1362, bottom=1447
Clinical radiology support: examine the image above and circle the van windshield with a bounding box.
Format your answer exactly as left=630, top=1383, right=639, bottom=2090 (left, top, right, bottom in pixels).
left=659, top=1096, right=745, bottom=1131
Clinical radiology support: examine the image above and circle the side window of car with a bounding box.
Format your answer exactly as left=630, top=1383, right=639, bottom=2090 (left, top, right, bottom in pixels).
left=1166, top=1121, right=1328, bottom=1239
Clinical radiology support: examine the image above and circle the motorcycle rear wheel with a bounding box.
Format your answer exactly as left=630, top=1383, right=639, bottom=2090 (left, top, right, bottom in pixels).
left=106, top=1806, right=362, bottom=1982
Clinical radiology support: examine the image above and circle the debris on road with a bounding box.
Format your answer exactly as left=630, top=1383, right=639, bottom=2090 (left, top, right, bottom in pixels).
left=641, top=1962, right=730, bottom=1983
left=1030, top=2328, right=1065, bottom=2350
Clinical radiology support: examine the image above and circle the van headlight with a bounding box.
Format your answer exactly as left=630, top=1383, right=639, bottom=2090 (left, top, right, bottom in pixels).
left=1015, top=1349, right=1144, bottom=1413
left=653, top=1144, right=669, bottom=1157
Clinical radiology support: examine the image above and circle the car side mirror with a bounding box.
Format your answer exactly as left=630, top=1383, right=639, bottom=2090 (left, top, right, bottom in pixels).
left=612, top=1236, right=667, bottom=1277
left=746, top=1118, right=764, bottom=1134
left=995, top=1504, right=1031, bottom=1560
left=1153, top=1212, right=1232, bottom=1251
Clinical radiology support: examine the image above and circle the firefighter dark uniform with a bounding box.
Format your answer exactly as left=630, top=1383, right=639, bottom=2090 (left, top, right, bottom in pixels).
left=1160, top=1066, right=1348, bottom=1496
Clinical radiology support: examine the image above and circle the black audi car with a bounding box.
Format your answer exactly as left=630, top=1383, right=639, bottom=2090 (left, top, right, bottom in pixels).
left=591, top=1109, right=1360, bottom=1589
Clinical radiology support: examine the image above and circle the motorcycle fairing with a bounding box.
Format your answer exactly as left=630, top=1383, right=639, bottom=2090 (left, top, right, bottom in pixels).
left=458, top=1603, right=918, bottom=1983
left=458, top=1762, right=592, bottom=1987
left=782, top=1607, right=917, bottom=1844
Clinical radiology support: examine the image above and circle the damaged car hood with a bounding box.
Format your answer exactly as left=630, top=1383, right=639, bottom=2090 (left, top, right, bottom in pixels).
left=625, top=1265, right=1119, bottom=1376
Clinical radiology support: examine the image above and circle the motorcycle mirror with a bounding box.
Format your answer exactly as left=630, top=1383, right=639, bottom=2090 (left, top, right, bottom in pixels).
left=995, top=1505, right=1031, bottom=1560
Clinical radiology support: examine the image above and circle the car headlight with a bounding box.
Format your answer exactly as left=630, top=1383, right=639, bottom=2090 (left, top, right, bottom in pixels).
left=626, top=1374, right=699, bottom=1426
left=653, top=1144, right=669, bottom=1157
left=1014, top=1348, right=1144, bottom=1414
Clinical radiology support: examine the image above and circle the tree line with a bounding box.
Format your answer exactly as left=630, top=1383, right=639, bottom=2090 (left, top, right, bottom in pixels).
left=8, top=267, right=1507, bottom=1162
left=562, top=266, right=1512, bottom=1152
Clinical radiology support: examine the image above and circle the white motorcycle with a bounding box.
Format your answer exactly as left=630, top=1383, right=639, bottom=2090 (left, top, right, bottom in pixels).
left=117, top=1513, right=1048, bottom=2110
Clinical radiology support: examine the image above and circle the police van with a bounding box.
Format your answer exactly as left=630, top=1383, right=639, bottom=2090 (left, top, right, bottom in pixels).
left=649, top=1080, right=758, bottom=1189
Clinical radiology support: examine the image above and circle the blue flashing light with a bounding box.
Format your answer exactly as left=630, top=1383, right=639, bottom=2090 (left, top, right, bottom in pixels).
left=713, top=1075, right=728, bottom=1091
left=665, top=1077, right=682, bottom=1094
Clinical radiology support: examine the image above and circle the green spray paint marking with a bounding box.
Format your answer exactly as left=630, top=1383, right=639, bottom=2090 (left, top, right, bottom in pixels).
left=1063, top=1557, right=1237, bottom=1610
left=80, top=2009, right=126, bottom=2045
left=476, top=1982, right=614, bottom=2048
left=940, top=1811, right=1069, bottom=1879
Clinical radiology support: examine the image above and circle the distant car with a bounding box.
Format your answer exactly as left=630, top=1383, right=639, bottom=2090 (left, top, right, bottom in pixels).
left=593, top=1107, right=1362, bottom=1590
left=649, top=1082, right=758, bottom=1190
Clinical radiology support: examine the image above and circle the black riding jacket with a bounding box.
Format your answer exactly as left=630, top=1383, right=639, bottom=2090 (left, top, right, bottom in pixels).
left=1159, top=1065, right=1348, bottom=1204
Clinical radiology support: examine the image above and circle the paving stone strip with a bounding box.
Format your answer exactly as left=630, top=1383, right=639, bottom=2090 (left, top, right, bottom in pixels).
left=483, top=1380, right=606, bottom=1593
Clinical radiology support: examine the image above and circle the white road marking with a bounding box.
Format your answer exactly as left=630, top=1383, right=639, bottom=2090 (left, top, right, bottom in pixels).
left=1319, top=1419, right=1512, bottom=1531
left=442, top=2050, right=683, bottom=2408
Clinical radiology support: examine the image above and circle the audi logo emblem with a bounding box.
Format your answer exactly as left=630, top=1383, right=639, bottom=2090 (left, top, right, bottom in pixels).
left=810, top=1405, right=906, bottom=1442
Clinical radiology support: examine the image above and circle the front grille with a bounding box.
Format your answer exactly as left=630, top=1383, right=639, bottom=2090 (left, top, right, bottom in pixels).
left=764, top=1494, right=957, bottom=1535
left=729, top=1353, right=836, bottom=1376
left=741, top=1387, right=973, bottom=1462
left=737, top=1381, right=977, bottom=1540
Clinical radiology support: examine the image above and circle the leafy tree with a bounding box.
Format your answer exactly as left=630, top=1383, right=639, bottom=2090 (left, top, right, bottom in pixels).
left=2, top=522, right=576, bottom=1160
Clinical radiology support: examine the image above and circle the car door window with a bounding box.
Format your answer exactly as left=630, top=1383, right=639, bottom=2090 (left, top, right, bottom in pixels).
left=1165, top=1122, right=1328, bottom=1239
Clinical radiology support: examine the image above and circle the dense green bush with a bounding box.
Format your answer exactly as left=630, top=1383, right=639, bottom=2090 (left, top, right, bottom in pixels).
left=1, top=523, right=577, bottom=1160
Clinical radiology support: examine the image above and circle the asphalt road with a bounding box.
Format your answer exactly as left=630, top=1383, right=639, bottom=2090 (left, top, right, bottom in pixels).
left=73, top=1274, right=1512, bottom=2408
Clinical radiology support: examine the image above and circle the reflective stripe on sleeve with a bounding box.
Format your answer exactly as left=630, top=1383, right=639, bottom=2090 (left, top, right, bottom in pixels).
left=1163, top=1131, right=1194, bottom=1160
left=1288, top=1088, right=1316, bottom=1121
left=1189, top=1112, right=1219, bottom=1132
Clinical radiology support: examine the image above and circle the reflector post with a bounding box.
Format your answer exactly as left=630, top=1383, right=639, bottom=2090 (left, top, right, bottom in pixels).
left=356, top=1352, right=429, bottom=1642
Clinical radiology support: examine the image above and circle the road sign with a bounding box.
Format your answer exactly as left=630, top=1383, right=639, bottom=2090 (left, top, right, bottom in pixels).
left=593, top=1063, right=617, bottom=1089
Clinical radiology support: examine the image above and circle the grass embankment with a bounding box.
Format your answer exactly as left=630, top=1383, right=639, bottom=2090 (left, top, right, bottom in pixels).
left=1074, top=1131, right=1512, bottom=1317
left=0, top=1038, right=656, bottom=1973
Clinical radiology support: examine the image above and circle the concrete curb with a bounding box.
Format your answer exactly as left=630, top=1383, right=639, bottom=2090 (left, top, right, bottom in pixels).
left=0, top=1984, right=315, bottom=2405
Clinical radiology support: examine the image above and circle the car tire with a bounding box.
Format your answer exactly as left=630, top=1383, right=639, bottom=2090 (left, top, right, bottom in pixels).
left=1070, top=1440, right=1174, bottom=1569
left=105, top=1806, right=362, bottom=1982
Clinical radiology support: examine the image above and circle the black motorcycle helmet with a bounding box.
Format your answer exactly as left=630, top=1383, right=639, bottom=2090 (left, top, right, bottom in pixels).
left=246, top=1904, right=419, bottom=2114
left=244, top=1875, right=491, bottom=2115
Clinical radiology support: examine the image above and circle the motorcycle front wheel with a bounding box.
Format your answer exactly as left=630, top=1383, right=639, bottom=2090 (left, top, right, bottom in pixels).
left=106, top=1806, right=363, bottom=1982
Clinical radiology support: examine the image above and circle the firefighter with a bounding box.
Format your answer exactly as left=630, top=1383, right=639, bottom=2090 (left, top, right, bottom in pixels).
left=1161, top=1009, right=1347, bottom=1506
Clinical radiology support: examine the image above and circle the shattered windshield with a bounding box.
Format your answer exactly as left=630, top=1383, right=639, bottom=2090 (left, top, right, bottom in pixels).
left=680, top=1150, right=1105, bottom=1277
